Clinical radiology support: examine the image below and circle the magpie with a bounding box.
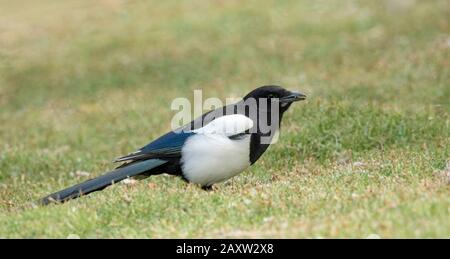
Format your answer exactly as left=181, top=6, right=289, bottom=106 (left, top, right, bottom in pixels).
left=40, top=85, right=306, bottom=205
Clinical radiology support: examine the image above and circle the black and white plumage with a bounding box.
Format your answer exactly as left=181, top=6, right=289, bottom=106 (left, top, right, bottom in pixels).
left=40, top=85, right=306, bottom=204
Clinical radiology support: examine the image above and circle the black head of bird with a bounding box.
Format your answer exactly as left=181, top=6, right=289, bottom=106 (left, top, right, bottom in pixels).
left=242, top=85, right=306, bottom=121
left=40, top=85, right=306, bottom=205
left=244, top=85, right=306, bottom=107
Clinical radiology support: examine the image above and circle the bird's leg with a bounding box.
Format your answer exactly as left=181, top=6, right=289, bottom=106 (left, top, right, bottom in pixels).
left=201, top=185, right=213, bottom=191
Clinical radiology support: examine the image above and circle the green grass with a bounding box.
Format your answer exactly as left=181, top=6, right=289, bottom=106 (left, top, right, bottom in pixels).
left=0, top=0, right=449, bottom=238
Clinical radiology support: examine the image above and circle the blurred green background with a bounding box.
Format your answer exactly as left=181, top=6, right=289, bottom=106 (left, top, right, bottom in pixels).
left=0, top=0, right=449, bottom=238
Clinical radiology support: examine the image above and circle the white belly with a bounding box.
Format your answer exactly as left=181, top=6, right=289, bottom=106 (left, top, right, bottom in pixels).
left=181, top=134, right=251, bottom=187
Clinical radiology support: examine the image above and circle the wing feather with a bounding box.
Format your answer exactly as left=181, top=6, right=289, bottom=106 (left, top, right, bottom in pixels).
left=114, top=115, right=253, bottom=163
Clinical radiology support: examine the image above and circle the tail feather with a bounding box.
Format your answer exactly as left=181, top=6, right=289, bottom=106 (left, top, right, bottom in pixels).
left=39, top=159, right=167, bottom=205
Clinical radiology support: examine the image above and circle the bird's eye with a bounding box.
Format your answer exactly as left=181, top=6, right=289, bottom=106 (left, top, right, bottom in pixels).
left=267, top=94, right=277, bottom=99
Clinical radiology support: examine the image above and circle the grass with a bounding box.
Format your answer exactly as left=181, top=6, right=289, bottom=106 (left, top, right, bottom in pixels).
left=0, top=0, right=449, bottom=238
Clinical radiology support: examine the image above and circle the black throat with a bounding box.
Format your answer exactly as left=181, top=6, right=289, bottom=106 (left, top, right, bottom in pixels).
left=242, top=99, right=290, bottom=164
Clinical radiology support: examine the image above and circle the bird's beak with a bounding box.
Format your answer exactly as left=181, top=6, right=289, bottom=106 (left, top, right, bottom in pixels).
left=280, top=91, right=307, bottom=103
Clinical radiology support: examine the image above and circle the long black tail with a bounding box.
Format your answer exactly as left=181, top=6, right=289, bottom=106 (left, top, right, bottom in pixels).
left=39, top=159, right=167, bottom=205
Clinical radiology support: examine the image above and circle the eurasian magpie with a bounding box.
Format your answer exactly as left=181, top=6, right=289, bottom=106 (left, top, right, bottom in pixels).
left=40, top=85, right=306, bottom=205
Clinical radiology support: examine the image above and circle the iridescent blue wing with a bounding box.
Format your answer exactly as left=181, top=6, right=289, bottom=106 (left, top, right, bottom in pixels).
left=114, top=131, right=194, bottom=163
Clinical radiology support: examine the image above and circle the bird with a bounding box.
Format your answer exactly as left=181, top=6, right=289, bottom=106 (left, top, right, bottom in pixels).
left=40, top=85, right=306, bottom=205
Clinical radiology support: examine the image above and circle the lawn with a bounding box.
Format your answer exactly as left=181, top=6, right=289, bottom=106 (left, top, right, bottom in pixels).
left=0, top=0, right=449, bottom=238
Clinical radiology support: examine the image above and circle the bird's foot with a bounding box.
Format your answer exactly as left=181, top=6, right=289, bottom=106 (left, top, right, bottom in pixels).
left=201, top=185, right=214, bottom=191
